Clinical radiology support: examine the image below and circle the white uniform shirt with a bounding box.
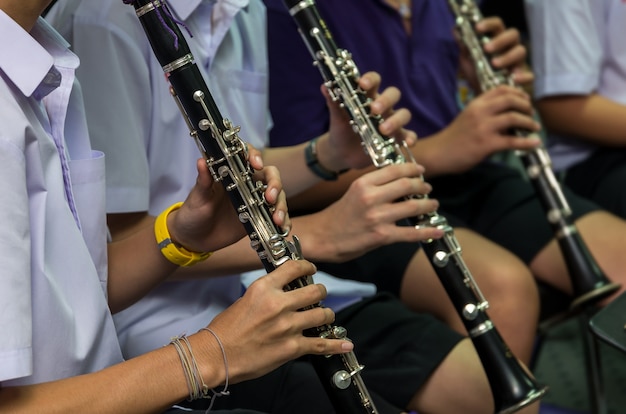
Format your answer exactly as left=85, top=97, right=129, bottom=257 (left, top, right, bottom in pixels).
left=47, top=0, right=374, bottom=358
left=0, top=12, right=122, bottom=385
left=526, top=0, right=626, bottom=171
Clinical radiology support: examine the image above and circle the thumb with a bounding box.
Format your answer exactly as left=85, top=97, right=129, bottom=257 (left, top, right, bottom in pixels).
left=321, top=84, right=349, bottom=123
left=195, top=158, right=216, bottom=191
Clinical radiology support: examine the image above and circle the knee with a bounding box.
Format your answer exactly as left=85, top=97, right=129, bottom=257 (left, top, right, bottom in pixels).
left=409, top=339, right=494, bottom=413
left=482, top=255, right=539, bottom=310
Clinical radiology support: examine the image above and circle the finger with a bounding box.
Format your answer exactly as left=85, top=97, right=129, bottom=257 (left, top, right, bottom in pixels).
left=480, top=84, right=529, bottom=102
left=285, top=282, right=329, bottom=308
left=273, top=190, right=290, bottom=232
left=291, top=306, right=336, bottom=332
left=195, top=158, right=215, bottom=190
left=394, top=225, right=446, bottom=243
left=382, top=176, right=434, bottom=203
left=511, top=69, right=534, bottom=87
left=475, top=16, right=505, bottom=37
left=265, top=259, right=318, bottom=290
left=499, top=135, right=544, bottom=152
left=262, top=166, right=283, bottom=204
left=302, top=337, right=354, bottom=356
left=491, top=44, right=527, bottom=71
left=370, top=86, right=401, bottom=115
left=398, top=129, right=418, bottom=147
left=378, top=107, right=412, bottom=136
left=376, top=197, right=440, bottom=225
left=322, top=83, right=352, bottom=125
left=358, top=71, right=382, bottom=96
left=490, top=112, right=541, bottom=135
left=358, top=163, right=425, bottom=187
left=247, top=144, right=264, bottom=171
left=483, top=26, right=520, bottom=54
left=480, top=89, right=534, bottom=116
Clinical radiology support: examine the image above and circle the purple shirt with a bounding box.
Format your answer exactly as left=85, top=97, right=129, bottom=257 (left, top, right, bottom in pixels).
left=265, top=0, right=460, bottom=147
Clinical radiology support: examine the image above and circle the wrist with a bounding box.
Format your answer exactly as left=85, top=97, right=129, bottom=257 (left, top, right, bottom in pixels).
left=305, top=135, right=349, bottom=181
left=291, top=214, right=336, bottom=263
left=191, top=330, right=226, bottom=390
left=155, top=203, right=212, bottom=267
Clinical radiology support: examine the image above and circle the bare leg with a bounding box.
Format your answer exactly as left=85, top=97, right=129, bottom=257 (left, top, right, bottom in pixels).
left=400, top=228, right=539, bottom=364
left=530, top=210, right=626, bottom=306
left=406, top=338, right=540, bottom=414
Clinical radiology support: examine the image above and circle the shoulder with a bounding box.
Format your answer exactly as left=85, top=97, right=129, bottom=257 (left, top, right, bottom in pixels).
left=46, top=0, right=148, bottom=49
left=0, top=78, right=35, bottom=154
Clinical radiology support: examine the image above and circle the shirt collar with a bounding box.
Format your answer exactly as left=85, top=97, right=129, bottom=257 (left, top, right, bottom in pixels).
left=0, top=12, right=77, bottom=99
left=168, top=0, right=208, bottom=21
left=168, top=0, right=249, bottom=21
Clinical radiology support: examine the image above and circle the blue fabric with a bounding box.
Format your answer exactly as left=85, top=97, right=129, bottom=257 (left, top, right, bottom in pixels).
left=265, top=0, right=460, bottom=147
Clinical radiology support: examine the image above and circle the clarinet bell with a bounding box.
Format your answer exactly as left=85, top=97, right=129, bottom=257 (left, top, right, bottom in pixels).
left=473, top=330, right=548, bottom=413
left=571, top=281, right=621, bottom=311
left=560, top=235, right=621, bottom=311
left=498, top=391, right=547, bottom=414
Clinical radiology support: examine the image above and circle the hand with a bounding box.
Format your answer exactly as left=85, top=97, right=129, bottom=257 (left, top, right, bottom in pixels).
left=169, top=145, right=290, bottom=252
left=319, top=71, right=418, bottom=172
left=477, top=17, right=533, bottom=86
left=458, top=16, right=533, bottom=91
left=306, top=163, right=444, bottom=263
left=433, top=85, right=542, bottom=174
left=201, top=259, right=353, bottom=383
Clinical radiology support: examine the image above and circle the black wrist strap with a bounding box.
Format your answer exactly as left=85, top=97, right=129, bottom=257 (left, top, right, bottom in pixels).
left=304, top=137, right=343, bottom=181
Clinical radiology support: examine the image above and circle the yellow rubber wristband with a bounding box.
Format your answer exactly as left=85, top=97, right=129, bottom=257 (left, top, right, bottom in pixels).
left=155, top=202, right=212, bottom=267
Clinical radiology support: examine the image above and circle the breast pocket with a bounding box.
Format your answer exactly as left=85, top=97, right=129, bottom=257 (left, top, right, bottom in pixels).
left=68, top=150, right=108, bottom=287
left=208, top=67, right=270, bottom=149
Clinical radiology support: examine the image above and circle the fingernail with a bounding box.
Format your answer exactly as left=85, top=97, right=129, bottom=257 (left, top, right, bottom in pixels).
left=254, top=155, right=263, bottom=168
left=342, top=342, right=354, bottom=351
left=360, top=76, right=372, bottom=89
left=277, top=209, right=285, bottom=222
left=269, top=187, right=278, bottom=201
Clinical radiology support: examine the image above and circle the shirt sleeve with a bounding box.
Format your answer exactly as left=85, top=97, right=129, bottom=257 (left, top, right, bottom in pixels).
left=68, top=12, right=152, bottom=213
left=526, top=0, right=603, bottom=99
left=0, top=110, right=33, bottom=383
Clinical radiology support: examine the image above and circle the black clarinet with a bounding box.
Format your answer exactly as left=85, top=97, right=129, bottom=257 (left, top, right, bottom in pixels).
left=282, top=0, right=547, bottom=412
left=124, top=1, right=378, bottom=413
left=447, top=0, right=620, bottom=310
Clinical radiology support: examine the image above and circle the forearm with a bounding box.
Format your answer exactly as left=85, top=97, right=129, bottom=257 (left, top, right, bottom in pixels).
left=262, top=133, right=352, bottom=198
left=287, top=214, right=337, bottom=263
left=107, top=219, right=266, bottom=312
left=262, top=143, right=322, bottom=196
left=408, top=134, right=456, bottom=178
left=106, top=217, right=178, bottom=313
left=176, top=238, right=265, bottom=278
left=537, top=94, right=626, bottom=146
left=0, top=336, right=218, bottom=413
left=286, top=168, right=368, bottom=213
